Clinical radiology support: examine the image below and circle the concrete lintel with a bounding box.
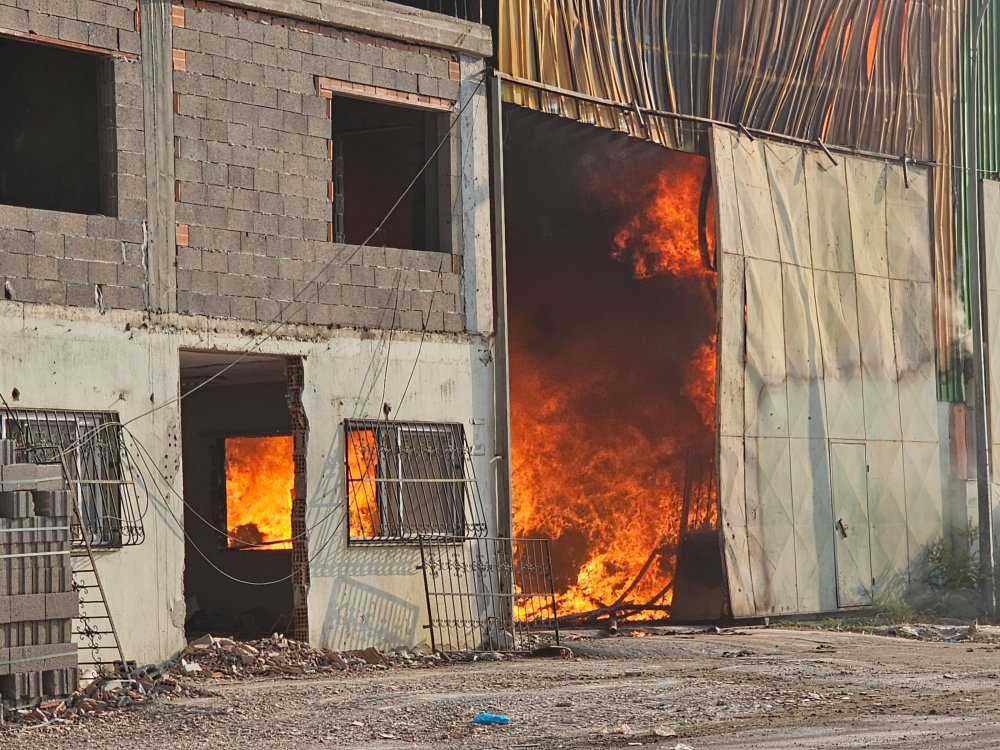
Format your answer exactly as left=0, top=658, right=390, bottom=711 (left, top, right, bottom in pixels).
left=216, top=0, right=492, bottom=58
left=0, top=298, right=490, bottom=349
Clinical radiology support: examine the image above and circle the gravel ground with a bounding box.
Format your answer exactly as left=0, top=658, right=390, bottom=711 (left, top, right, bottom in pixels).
left=6, top=626, right=1000, bottom=749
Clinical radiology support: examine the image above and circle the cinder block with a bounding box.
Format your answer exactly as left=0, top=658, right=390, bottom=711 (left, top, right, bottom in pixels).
left=45, top=592, right=78, bottom=621
left=42, top=666, right=78, bottom=699
left=10, top=594, right=45, bottom=623
left=1, top=464, right=64, bottom=493
left=0, top=492, right=32, bottom=519
left=0, top=441, right=15, bottom=466
left=31, top=490, right=71, bottom=518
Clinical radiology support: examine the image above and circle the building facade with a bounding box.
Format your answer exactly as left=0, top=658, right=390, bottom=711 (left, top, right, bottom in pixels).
left=0, top=0, right=496, bottom=664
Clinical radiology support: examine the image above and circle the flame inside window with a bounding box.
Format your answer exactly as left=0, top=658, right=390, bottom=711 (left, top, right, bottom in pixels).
left=225, top=436, right=294, bottom=550
left=346, top=429, right=380, bottom=538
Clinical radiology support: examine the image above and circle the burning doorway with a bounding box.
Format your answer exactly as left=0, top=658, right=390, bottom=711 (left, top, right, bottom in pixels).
left=504, top=109, right=723, bottom=623
left=179, top=351, right=304, bottom=638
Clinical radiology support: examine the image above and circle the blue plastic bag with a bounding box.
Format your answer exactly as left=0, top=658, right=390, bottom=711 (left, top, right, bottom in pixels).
left=470, top=713, right=513, bottom=726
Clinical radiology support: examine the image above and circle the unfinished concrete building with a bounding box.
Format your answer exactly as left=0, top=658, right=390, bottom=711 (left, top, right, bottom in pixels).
left=0, top=0, right=496, bottom=668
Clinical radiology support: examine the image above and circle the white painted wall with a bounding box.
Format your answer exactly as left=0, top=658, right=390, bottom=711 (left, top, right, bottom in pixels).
left=0, top=302, right=495, bottom=663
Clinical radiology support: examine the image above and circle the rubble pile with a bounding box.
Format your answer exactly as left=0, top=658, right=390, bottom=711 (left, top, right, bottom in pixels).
left=2, top=669, right=196, bottom=729
left=171, top=634, right=442, bottom=680
left=875, top=623, right=1000, bottom=643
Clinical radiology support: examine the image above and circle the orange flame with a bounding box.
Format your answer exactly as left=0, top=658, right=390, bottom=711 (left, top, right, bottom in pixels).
left=511, top=150, right=718, bottom=621
left=225, top=436, right=294, bottom=550
left=866, top=0, right=884, bottom=79
left=346, top=429, right=380, bottom=538
left=684, top=336, right=718, bottom=429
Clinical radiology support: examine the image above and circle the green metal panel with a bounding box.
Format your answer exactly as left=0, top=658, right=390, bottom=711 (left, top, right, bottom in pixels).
left=953, top=2, right=1000, bottom=401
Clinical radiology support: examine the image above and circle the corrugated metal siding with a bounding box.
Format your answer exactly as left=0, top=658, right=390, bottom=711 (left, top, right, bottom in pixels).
left=498, top=1, right=999, bottom=401
left=952, top=7, right=1000, bottom=400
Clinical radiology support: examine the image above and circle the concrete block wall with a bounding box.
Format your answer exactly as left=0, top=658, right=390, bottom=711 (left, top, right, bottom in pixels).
left=0, top=0, right=148, bottom=313
left=171, top=0, right=466, bottom=332
left=0, top=443, right=78, bottom=710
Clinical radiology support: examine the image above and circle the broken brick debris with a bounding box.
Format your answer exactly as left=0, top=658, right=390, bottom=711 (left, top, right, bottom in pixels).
left=170, top=634, right=441, bottom=681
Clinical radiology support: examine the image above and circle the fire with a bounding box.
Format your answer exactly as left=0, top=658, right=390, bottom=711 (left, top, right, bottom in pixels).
left=225, top=436, right=294, bottom=550
left=684, top=337, right=718, bottom=429
left=510, top=148, right=718, bottom=622
left=612, top=166, right=713, bottom=280
left=346, top=429, right=379, bottom=538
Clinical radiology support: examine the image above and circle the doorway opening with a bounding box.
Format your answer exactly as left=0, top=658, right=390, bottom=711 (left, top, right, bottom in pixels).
left=180, top=351, right=307, bottom=639
left=504, top=109, right=724, bottom=623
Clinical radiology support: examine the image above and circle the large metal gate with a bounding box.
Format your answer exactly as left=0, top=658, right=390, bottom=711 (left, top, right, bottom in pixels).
left=417, top=537, right=560, bottom=653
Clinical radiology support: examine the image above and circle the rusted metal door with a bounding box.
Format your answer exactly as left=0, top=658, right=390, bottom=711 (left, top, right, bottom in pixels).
left=830, top=442, right=874, bottom=608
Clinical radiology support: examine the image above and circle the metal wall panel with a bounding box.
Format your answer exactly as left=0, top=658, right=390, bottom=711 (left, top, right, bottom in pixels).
left=830, top=442, right=874, bottom=608
left=902, top=441, right=945, bottom=578
left=782, top=263, right=827, bottom=439
left=866, top=441, right=910, bottom=600
left=714, top=127, right=946, bottom=618
left=765, top=142, right=812, bottom=268
left=744, top=437, right=797, bottom=615
left=745, top=258, right=788, bottom=438
left=886, top=165, right=933, bottom=283
left=719, top=436, right=755, bottom=618
left=719, top=253, right=746, bottom=439
left=711, top=129, right=745, bottom=259
left=847, top=160, right=889, bottom=279
left=856, top=274, right=903, bottom=441
left=814, top=271, right=866, bottom=441
left=789, top=438, right=836, bottom=613
left=806, top=154, right=855, bottom=273
left=985, top=181, right=1000, bottom=293
left=890, top=280, right=940, bottom=443
left=734, top=138, right=780, bottom=263
left=986, top=181, right=1000, bottom=483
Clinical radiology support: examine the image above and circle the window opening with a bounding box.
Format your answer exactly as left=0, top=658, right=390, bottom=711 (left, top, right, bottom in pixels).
left=0, top=36, right=117, bottom=216
left=0, top=409, right=143, bottom=548
left=389, top=0, right=482, bottom=21
left=224, top=435, right=294, bottom=550
left=332, top=97, right=445, bottom=252
left=346, top=420, right=476, bottom=542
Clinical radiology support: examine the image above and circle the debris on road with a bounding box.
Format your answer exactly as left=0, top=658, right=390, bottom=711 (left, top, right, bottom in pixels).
left=469, top=712, right=513, bottom=726
left=170, top=634, right=441, bottom=680
left=2, top=669, right=198, bottom=729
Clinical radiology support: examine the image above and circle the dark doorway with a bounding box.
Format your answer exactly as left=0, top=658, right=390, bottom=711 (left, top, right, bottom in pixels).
left=503, top=108, right=724, bottom=621
left=180, top=351, right=298, bottom=638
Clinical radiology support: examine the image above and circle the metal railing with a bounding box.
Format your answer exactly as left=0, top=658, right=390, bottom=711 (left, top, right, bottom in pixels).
left=418, top=536, right=560, bottom=653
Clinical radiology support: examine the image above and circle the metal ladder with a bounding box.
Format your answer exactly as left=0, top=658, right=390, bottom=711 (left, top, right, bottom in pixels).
left=70, top=534, right=128, bottom=676
left=61, top=448, right=128, bottom=676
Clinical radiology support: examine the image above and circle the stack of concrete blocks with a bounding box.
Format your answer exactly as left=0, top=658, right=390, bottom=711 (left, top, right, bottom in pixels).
left=0, top=439, right=78, bottom=710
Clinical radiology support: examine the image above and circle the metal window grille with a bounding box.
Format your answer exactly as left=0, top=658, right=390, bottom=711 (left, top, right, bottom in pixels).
left=0, top=409, right=144, bottom=548
left=345, top=419, right=488, bottom=543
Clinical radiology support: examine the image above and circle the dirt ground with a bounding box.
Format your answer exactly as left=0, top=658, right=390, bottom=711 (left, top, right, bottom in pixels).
left=7, top=626, right=1000, bottom=749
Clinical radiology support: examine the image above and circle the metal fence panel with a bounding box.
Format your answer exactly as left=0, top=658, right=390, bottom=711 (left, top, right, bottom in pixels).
left=418, top=537, right=559, bottom=654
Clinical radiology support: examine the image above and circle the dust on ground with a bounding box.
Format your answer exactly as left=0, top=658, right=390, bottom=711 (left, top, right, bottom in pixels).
left=7, top=626, right=1000, bottom=749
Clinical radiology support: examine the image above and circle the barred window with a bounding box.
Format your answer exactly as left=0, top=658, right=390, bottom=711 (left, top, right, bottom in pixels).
left=345, top=420, right=466, bottom=542
left=0, top=409, right=140, bottom=548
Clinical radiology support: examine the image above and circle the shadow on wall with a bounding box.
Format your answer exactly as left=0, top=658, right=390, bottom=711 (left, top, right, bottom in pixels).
left=307, top=431, right=426, bottom=649
left=318, top=553, right=426, bottom=650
